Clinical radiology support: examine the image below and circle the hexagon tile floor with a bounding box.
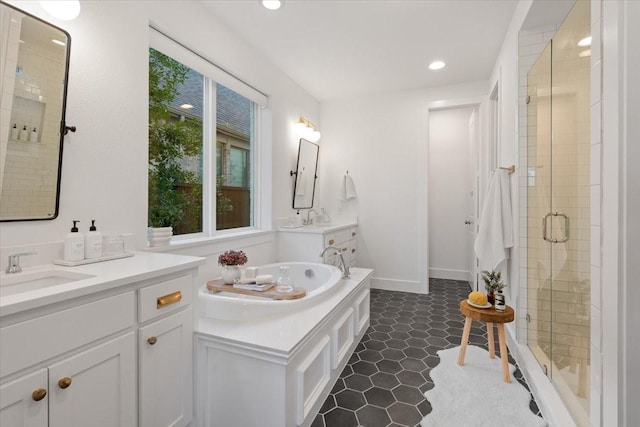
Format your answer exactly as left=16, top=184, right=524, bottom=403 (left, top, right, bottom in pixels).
left=311, top=278, right=543, bottom=427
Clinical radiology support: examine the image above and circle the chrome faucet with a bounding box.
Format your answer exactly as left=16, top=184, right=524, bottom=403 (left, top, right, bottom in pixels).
left=320, top=246, right=350, bottom=279
left=305, top=209, right=319, bottom=225
left=6, top=251, right=37, bottom=274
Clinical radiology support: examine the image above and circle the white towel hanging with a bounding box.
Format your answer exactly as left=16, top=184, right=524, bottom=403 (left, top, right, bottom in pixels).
left=474, top=168, right=513, bottom=273
left=339, top=173, right=357, bottom=200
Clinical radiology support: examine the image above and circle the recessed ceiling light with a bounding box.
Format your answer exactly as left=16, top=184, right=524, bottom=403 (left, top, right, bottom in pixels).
left=262, top=0, right=282, bottom=10
left=428, top=60, right=446, bottom=70
left=180, top=104, right=194, bottom=109
left=578, top=36, right=591, bottom=47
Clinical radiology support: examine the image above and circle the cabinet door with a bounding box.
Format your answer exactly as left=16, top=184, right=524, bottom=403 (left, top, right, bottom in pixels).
left=139, top=309, right=193, bottom=427
left=0, top=368, right=48, bottom=427
left=48, top=332, right=136, bottom=427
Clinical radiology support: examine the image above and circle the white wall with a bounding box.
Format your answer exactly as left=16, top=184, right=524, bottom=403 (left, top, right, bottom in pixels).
left=428, top=107, right=474, bottom=281
left=600, top=1, right=640, bottom=425
left=623, top=2, right=640, bottom=423
left=0, top=1, right=320, bottom=275
left=318, top=81, right=487, bottom=293
left=487, top=0, right=533, bottom=321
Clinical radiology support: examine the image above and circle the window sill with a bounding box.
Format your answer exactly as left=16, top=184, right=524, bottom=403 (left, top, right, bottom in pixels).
left=144, top=228, right=275, bottom=253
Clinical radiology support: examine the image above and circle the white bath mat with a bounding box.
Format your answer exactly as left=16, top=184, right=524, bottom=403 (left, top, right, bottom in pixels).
left=421, top=345, right=547, bottom=427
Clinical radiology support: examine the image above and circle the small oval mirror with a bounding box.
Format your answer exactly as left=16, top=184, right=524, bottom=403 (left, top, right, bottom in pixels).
left=0, top=3, right=71, bottom=221
left=292, top=138, right=319, bottom=209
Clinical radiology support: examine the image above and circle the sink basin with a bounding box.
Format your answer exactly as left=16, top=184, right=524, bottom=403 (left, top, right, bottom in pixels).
left=0, top=270, right=95, bottom=297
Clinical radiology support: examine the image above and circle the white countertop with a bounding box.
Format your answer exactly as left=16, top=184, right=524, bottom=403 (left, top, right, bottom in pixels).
left=278, top=222, right=357, bottom=234
left=195, top=267, right=372, bottom=356
left=0, top=251, right=205, bottom=317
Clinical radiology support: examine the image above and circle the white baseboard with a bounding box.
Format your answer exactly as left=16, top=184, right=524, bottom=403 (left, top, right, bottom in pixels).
left=370, top=277, right=428, bottom=294
left=428, top=267, right=470, bottom=281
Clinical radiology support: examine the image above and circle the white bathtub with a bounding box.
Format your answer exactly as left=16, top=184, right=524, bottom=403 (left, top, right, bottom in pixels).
left=198, top=262, right=343, bottom=320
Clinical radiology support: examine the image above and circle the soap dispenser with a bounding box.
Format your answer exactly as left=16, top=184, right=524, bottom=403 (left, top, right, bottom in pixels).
left=84, top=219, right=103, bottom=259
left=10, top=123, right=19, bottom=140
left=64, top=220, right=85, bottom=262
left=29, top=127, right=38, bottom=142
left=18, top=125, right=29, bottom=141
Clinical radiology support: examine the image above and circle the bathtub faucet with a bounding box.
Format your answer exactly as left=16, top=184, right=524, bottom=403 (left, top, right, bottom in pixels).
left=319, top=246, right=350, bottom=279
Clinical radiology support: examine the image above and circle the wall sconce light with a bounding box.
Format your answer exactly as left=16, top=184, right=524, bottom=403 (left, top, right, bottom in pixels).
left=40, top=1, right=81, bottom=21
left=295, top=117, right=321, bottom=142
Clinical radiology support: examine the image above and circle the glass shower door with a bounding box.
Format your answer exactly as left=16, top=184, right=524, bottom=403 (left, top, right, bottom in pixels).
left=526, top=40, right=553, bottom=386
left=526, top=1, right=590, bottom=425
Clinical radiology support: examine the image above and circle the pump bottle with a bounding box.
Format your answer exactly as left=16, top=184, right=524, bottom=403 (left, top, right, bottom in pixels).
left=64, top=220, right=84, bottom=262
left=84, top=219, right=103, bottom=259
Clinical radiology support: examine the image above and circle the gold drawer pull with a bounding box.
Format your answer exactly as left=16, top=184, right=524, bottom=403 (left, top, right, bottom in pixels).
left=328, top=239, right=335, bottom=245
left=157, top=291, right=182, bottom=308
left=32, top=388, right=47, bottom=401
left=58, top=377, right=72, bottom=389
left=147, top=336, right=157, bottom=345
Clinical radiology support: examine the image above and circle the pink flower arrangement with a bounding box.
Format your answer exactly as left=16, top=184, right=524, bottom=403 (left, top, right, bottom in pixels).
left=218, top=250, right=248, bottom=266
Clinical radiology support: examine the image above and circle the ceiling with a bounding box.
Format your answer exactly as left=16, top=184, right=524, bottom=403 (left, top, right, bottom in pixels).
left=201, top=0, right=519, bottom=102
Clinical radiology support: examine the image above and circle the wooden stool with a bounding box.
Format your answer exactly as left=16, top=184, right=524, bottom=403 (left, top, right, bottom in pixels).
left=457, top=300, right=515, bottom=383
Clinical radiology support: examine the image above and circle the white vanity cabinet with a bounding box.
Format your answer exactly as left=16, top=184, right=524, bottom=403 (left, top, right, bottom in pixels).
left=0, top=333, right=137, bottom=427
left=138, top=275, right=194, bottom=427
left=0, top=369, right=48, bottom=427
left=278, top=224, right=358, bottom=268
left=47, top=332, right=136, bottom=427
left=0, top=292, right=137, bottom=427
left=0, top=253, right=203, bottom=427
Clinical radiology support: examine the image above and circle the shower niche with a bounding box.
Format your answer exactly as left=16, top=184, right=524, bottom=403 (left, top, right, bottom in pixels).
left=526, top=1, right=591, bottom=426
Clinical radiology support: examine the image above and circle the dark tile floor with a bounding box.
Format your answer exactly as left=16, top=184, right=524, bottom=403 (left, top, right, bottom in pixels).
left=311, top=278, right=543, bottom=427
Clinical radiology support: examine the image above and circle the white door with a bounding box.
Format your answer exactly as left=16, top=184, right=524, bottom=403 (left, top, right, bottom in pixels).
left=467, top=109, right=480, bottom=291
left=0, top=368, right=48, bottom=427
left=139, top=309, right=193, bottom=427
left=48, top=332, right=136, bottom=427
left=428, top=106, right=477, bottom=282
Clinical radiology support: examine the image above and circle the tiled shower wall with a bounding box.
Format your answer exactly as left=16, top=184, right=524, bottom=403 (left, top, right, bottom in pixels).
left=0, top=8, right=21, bottom=192
left=0, top=14, right=66, bottom=219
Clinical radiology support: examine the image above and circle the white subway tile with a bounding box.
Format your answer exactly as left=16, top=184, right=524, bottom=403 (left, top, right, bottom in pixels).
left=591, top=144, right=601, bottom=185
left=591, top=226, right=601, bottom=268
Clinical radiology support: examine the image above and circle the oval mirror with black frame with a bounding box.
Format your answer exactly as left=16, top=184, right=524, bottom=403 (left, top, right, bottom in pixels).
left=0, top=1, right=71, bottom=222
left=292, top=138, right=319, bottom=209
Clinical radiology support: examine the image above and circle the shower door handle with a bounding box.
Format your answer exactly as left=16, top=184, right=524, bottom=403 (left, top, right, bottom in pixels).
left=542, top=212, right=570, bottom=243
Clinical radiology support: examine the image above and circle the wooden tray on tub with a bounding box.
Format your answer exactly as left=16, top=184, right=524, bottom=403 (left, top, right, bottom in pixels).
left=206, top=279, right=306, bottom=300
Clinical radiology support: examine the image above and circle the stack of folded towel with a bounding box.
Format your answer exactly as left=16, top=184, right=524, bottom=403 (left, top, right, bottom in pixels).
left=233, top=274, right=274, bottom=291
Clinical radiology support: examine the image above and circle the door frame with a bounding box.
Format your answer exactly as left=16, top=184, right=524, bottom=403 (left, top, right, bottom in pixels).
left=424, top=97, right=486, bottom=293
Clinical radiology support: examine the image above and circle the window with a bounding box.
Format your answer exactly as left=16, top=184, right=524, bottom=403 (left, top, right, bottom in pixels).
left=148, top=44, right=260, bottom=237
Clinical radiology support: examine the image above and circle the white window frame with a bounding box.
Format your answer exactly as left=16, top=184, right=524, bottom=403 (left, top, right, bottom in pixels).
left=149, top=27, right=271, bottom=244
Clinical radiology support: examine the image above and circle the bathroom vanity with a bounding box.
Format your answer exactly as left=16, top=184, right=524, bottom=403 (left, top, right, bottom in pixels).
left=195, top=267, right=372, bottom=427
left=0, top=252, right=204, bottom=427
left=278, top=222, right=358, bottom=268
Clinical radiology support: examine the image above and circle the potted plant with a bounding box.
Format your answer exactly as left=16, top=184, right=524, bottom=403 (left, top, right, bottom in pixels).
left=218, top=250, right=248, bottom=284
left=147, top=171, right=183, bottom=247
left=482, top=270, right=505, bottom=305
